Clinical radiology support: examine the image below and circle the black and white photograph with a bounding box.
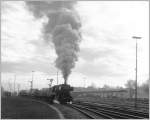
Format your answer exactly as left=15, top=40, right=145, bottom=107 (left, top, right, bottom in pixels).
left=1, top=0, right=149, bottom=119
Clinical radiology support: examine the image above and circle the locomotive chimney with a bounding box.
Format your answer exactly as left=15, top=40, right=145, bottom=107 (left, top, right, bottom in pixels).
left=64, top=79, right=67, bottom=85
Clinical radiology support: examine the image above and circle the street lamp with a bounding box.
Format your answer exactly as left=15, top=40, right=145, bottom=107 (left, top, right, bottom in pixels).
left=132, top=36, right=142, bottom=108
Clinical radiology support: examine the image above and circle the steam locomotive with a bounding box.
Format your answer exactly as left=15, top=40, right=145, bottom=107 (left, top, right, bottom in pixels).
left=51, top=84, right=73, bottom=104
left=19, top=84, right=74, bottom=104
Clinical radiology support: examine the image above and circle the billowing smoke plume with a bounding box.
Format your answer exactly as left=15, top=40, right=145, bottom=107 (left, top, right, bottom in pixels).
left=26, top=1, right=81, bottom=84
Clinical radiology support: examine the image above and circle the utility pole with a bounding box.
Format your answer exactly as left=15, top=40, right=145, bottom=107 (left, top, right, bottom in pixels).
left=30, top=71, right=35, bottom=93
left=31, top=71, right=34, bottom=90
left=57, top=70, right=59, bottom=85
left=14, top=74, right=16, bottom=94
left=17, top=84, right=20, bottom=95
left=132, top=36, right=142, bottom=108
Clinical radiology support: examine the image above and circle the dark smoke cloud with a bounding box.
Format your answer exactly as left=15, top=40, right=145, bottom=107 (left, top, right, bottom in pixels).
left=26, top=1, right=81, bottom=84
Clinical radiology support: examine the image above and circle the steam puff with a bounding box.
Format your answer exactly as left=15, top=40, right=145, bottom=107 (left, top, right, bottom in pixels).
left=26, top=1, right=81, bottom=84
left=53, top=24, right=80, bottom=81
left=45, top=10, right=81, bottom=34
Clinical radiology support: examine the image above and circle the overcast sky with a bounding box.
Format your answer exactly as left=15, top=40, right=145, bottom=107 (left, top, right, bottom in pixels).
left=1, top=1, right=149, bottom=91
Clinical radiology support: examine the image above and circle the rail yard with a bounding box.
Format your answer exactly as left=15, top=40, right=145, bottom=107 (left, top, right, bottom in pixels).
left=1, top=0, right=149, bottom=119
left=2, top=84, right=149, bottom=119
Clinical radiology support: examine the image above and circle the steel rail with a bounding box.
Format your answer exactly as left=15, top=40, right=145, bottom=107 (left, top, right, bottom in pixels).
left=74, top=103, right=144, bottom=119
left=73, top=104, right=128, bottom=119
left=79, top=101, right=149, bottom=118
left=93, top=102, right=149, bottom=117
left=85, top=98, right=149, bottom=109
left=68, top=104, right=113, bottom=119
left=94, top=101, right=149, bottom=111
left=69, top=105, right=96, bottom=119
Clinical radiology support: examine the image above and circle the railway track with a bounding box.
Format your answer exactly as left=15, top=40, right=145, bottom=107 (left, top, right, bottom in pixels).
left=68, top=104, right=113, bottom=119
left=95, top=98, right=149, bottom=109
left=76, top=98, right=149, bottom=112
left=86, top=101, right=149, bottom=114
left=95, top=100, right=148, bottom=110
left=68, top=101, right=149, bottom=119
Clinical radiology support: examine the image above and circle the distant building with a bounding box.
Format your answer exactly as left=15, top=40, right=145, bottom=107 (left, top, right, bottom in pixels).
left=72, top=89, right=129, bottom=98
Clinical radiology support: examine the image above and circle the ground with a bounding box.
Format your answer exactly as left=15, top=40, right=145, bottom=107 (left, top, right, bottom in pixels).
left=1, top=96, right=88, bottom=119
left=1, top=96, right=60, bottom=119
left=53, top=103, right=87, bottom=119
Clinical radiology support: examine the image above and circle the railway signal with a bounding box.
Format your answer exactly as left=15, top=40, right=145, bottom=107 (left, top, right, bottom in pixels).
left=47, top=78, right=54, bottom=88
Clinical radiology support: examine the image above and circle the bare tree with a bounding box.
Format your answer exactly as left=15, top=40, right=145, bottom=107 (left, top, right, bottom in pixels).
left=125, top=80, right=135, bottom=98
left=141, top=79, right=149, bottom=96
